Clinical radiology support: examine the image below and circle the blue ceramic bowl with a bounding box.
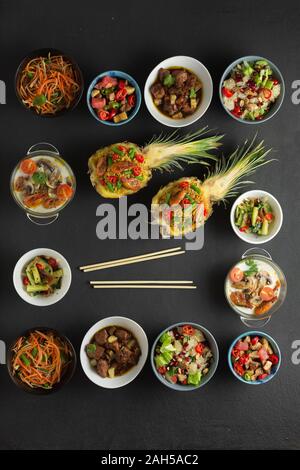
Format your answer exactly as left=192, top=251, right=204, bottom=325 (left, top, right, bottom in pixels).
left=151, top=322, right=219, bottom=391
left=86, top=70, right=141, bottom=126
left=219, top=55, right=285, bottom=124
left=228, top=331, right=281, bottom=385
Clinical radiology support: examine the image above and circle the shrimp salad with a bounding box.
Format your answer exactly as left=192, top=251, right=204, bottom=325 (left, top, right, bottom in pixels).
left=154, top=325, right=213, bottom=387
left=222, top=59, right=281, bottom=121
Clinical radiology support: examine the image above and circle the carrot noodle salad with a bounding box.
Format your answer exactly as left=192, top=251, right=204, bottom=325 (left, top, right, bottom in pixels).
left=11, top=330, right=73, bottom=389
left=17, top=53, right=81, bottom=115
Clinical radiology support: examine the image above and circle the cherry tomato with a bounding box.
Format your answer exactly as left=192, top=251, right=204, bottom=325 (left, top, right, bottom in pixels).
left=20, top=159, right=37, bottom=175
left=98, top=110, right=110, bottom=121
left=112, top=154, right=119, bottom=161
left=229, top=267, right=244, bottom=283
left=57, top=184, right=73, bottom=200
left=232, top=104, right=242, bottom=116
left=222, top=87, right=234, bottom=98
left=115, top=89, right=127, bottom=101
left=135, top=154, right=144, bottom=163
left=127, top=94, right=136, bottom=107
left=179, top=181, right=189, bottom=189
left=36, top=263, right=44, bottom=271
left=182, top=325, right=195, bottom=336
left=195, top=343, right=204, bottom=354
left=23, top=277, right=30, bottom=286
left=260, top=286, right=275, bottom=301
left=108, top=109, right=117, bottom=120
left=48, top=257, right=58, bottom=269
left=231, top=348, right=240, bottom=358
left=132, top=166, right=142, bottom=177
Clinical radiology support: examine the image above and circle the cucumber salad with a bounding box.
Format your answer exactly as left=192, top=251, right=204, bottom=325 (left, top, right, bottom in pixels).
left=222, top=59, right=281, bottom=121
left=234, top=197, right=274, bottom=236
left=22, top=256, right=63, bottom=297
left=154, top=325, right=213, bottom=387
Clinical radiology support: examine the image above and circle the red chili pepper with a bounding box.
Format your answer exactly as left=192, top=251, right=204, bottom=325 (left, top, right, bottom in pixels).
left=127, top=94, right=136, bottom=107
left=234, top=362, right=244, bottom=376
left=269, top=354, right=279, bottom=365
left=157, top=366, right=167, bottom=375
left=23, top=277, right=30, bottom=286
left=116, top=88, right=127, bottom=101
left=132, top=166, right=142, bottom=176
left=203, top=207, right=208, bottom=217
left=36, top=263, right=44, bottom=271
left=179, top=181, right=189, bottom=189
left=265, top=213, right=273, bottom=221
left=258, top=373, right=268, bottom=380
left=239, top=226, right=248, bottom=232
left=222, top=87, right=234, bottom=98
left=135, top=154, right=144, bottom=163
left=251, top=336, right=259, bottom=345
left=108, top=176, right=118, bottom=184
left=195, top=343, right=204, bottom=354
left=98, top=110, right=110, bottom=121
left=181, top=198, right=191, bottom=205
left=118, top=80, right=126, bottom=89
left=182, top=325, right=195, bottom=336
left=118, top=145, right=127, bottom=152
left=238, top=354, right=249, bottom=365
left=108, top=109, right=117, bottom=120
left=112, top=153, right=119, bottom=161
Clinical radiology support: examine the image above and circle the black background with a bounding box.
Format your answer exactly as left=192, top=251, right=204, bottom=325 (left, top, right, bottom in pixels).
left=0, top=0, right=299, bottom=450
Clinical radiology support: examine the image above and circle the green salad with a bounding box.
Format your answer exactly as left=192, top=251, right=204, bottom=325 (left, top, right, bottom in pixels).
left=22, top=255, right=63, bottom=297
left=154, top=324, right=213, bottom=386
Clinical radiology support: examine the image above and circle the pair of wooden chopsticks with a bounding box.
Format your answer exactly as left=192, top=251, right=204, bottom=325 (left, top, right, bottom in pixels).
left=79, top=247, right=185, bottom=272
left=80, top=247, right=196, bottom=290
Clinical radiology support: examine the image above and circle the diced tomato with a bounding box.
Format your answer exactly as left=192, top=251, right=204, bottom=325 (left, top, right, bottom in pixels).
left=195, top=343, right=204, bottom=354
left=269, top=354, right=279, bottom=365
left=157, top=366, right=166, bottom=375
left=116, top=88, right=127, bottom=101
left=235, top=341, right=249, bottom=351
left=265, top=212, right=273, bottom=221
left=118, top=145, right=127, bottom=152
left=231, top=348, right=240, bottom=359
left=251, top=336, right=259, bottom=345
left=179, top=181, right=189, bottom=189
left=260, top=286, right=275, bottom=301
left=273, top=79, right=279, bottom=85
left=258, top=347, right=269, bottom=363
left=48, top=257, right=58, bottom=269
left=127, top=94, right=136, bottom=107
left=239, top=226, right=249, bottom=232
left=57, top=184, right=73, bottom=200
left=98, top=110, right=110, bottom=121
left=170, top=375, right=177, bottom=383
left=96, top=75, right=118, bottom=89
left=232, top=104, right=242, bottom=116
left=112, top=153, right=119, bottom=161
left=238, top=354, right=249, bottom=365
left=229, top=267, right=244, bottom=283
left=36, top=263, right=44, bottom=271
left=182, top=325, right=194, bottom=336
left=234, top=362, right=244, bottom=376
left=91, top=97, right=106, bottom=110
left=258, top=373, right=268, bottom=380
left=263, top=88, right=272, bottom=99
left=108, top=109, right=117, bottom=120
left=222, top=87, right=234, bottom=98
left=20, top=159, right=37, bottom=175
left=108, top=176, right=118, bottom=185
left=132, top=166, right=142, bottom=176
left=23, top=276, right=30, bottom=286
left=118, top=80, right=126, bottom=89
left=135, top=154, right=144, bottom=163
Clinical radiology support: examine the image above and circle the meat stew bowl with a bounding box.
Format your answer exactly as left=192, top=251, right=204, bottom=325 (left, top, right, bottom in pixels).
left=80, top=316, right=148, bottom=389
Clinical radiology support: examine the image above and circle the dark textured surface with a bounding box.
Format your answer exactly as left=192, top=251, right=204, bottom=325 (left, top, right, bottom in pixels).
left=0, top=0, right=299, bottom=450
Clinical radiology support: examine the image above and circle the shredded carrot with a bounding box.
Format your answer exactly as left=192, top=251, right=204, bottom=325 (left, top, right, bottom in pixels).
left=11, top=330, right=72, bottom=389
left=17, top=52, right=81, bottom=115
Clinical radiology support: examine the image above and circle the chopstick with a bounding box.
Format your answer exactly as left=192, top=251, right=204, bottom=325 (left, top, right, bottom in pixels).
left=92, top=285, right=197, bottom=290
left=80, top=247, right=184, bottom=272
left=90, top=280, right=194, bottom=285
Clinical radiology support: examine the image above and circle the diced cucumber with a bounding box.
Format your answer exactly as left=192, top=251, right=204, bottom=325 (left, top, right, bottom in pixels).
left=26, top=284, right=49, bottom=293
left=261, top=219, right=269, bottom=236
left=251, top=206, right=259, bottom=226
left=256, top=60, right=268, bottom=67
left=31, top=265, right=41, bottom=284
left=53, top=269, right=63, bottom=279
left=25, top=267, right=35, bottom=286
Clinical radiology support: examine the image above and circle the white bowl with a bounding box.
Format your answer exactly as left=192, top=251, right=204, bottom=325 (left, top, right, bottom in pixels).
left=144, top=56, right=213, bottom=127
left=13, top=248, right=72, bottom=306
left=230, top=190, right=283, bottom=244
left=80, top=316, right=148, bottom=389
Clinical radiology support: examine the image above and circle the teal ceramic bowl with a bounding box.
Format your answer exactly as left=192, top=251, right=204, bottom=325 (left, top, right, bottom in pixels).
left=151, top=322, right=219, bottom=391
left=228, top=331, right=281, bottom=385
left=219, top=55, right=285, bottom=124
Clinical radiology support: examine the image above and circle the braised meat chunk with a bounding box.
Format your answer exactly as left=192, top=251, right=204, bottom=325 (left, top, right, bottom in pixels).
left=86, top=325, right=141, bottom=379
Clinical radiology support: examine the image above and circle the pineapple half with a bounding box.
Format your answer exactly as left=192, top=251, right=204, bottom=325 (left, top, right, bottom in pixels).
left=88, top=128, right=222, bottom=198
left=152, top=138, right=273, bottom=236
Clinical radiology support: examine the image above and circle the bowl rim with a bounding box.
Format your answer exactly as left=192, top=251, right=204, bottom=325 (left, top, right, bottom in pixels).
left=86, top=70, right=141, bottom=126
left=151, top=321, right=219, bottom=391
left=80, top=315, right=148, bottom=389
left=219, top=55, right=285, bottom=124
left=144, top=55, right=213, bottom=128
left=7, top=326, right=77, bottom=394
left=13, top=248, right=72, bottom=307
left=227, top=330, right=281, bottom=384
left=15, top=48, right=84, bottom=118
left=230, top=189, right=283, bottom=244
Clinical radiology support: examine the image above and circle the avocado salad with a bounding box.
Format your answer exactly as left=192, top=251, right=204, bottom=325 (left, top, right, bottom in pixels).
left=22, top=256, right=63, bottom=297
left=154, top=325, right=213, bottom=387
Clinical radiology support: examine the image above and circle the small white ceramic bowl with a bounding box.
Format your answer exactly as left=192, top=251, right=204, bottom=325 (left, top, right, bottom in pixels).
left=80, top=316, right=148, bottom=389
left=144, top=56, right=213, bottom=127
left=230, top=190, right=283, bottom=244
left=13, top=248, right=72, bottom=306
